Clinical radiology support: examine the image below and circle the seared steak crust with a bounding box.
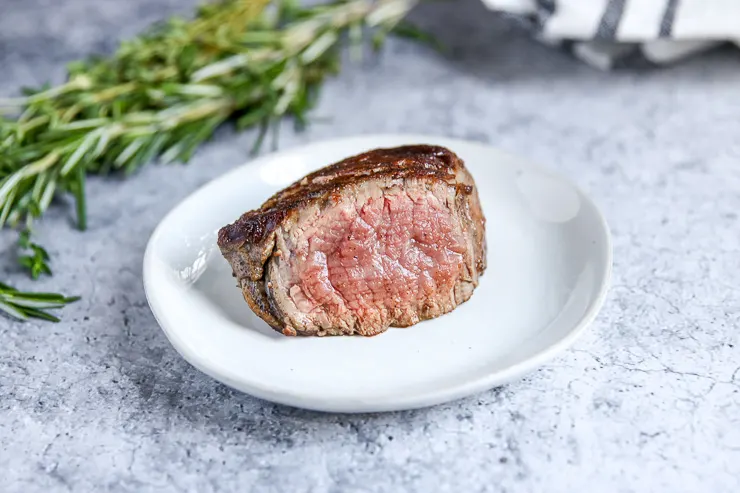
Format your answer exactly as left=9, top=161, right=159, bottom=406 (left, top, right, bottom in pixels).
left=218, top=145, right=486, bottom=336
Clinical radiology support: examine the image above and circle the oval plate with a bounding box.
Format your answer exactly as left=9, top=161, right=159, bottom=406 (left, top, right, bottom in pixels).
left=143, top=135, right=612, bottom=413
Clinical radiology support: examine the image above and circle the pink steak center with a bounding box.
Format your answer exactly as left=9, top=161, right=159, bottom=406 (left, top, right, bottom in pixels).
left=283, top=187, right=466, bottom=333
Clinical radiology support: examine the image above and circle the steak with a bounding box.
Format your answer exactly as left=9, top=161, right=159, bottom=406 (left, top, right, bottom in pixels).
left=217, top=145, right=486, bottom=336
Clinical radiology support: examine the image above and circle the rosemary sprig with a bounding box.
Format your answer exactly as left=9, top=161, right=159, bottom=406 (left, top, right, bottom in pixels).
left=0, top=0, right=415, bottom=234
left=0, top=282, right=80, bottom=322
left=17, top=229, right=52, bottom=279
left=0, top=0, right=419, bottom=321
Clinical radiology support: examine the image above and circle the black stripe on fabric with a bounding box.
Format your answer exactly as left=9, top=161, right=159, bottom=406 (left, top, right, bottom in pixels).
left=536, top=0, right=557, bottom=16
left=500, top=13, right=541, bottom=33
left=596, top=0, right=626, bottom=39
left=660, top=0, right=680, bottom=37
left=613, top=45, right=656, bottom=70
left=534, top=0, right=557, bottom=31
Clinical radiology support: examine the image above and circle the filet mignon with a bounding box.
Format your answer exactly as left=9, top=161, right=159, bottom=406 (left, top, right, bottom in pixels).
left=218, top=145, right=486, bottom=336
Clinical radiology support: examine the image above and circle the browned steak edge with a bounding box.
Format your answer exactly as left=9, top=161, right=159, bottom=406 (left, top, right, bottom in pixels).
left=218, top=145, right=461, bottom=252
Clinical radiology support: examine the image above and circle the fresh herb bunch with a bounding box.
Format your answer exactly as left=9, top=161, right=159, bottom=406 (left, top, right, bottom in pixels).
left=0, top=0, right=421, bottom=322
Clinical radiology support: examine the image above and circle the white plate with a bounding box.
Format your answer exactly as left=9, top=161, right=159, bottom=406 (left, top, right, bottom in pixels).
left=143, top=135, right=612, bottom=413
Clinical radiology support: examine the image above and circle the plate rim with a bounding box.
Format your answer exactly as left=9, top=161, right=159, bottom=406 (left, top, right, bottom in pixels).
left=143, top=133, right=613, bottom=413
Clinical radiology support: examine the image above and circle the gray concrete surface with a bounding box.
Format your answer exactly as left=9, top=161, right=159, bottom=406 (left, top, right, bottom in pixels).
left=1, top=0, right=739, bottom=491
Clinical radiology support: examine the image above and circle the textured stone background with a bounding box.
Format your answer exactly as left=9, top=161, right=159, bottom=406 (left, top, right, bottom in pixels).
left=1, top=0, right=739, bottom=491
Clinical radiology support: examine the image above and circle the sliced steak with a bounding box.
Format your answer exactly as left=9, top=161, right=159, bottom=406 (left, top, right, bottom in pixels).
left=218, top=145, right=486, bottom=336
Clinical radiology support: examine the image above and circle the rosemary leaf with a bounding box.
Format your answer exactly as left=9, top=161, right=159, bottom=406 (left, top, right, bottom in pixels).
left=0, top=281, right=79, bottom=322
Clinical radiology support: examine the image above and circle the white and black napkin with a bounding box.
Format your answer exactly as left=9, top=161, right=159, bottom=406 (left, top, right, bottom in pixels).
left=481, top=0, right=740, bottom=69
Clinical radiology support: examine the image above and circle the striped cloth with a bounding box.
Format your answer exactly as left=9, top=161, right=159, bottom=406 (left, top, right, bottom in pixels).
left=481, top=0, right=740, bottom=69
